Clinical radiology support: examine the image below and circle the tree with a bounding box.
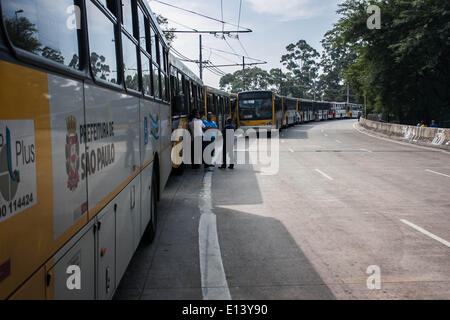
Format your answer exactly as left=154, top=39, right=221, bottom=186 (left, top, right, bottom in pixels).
left=4, top=17, right=41, bottom=54
left=156, top=14, right=176, bottom=46
left=330, top=0, right=450, bottom=125
left=41, top=47, right=65, bottom=64
left=90, top=52, right=112, bottom=81
left=220, top=67, right=271, bottom=93
left=317, top=27, right=358, bottom=102
left=281, top=40, right=320, bottom=99
left=69, top=55, right=80, bottom=69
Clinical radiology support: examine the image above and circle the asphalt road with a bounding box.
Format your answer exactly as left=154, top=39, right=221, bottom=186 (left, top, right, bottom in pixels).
left=114, top=119, right=450, bottom=300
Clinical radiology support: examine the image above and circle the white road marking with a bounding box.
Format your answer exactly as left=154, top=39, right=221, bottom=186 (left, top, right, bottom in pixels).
left=289, top=148, right=294, bottom=153
left=324, top=134, right=329, bottom=137
left=336, top=140, right=342, bottom=144
left=199, top=172, right=231, bottom=300
left=315, top=169, right=334, bottom=181
left=360, top=148, right=373, bottom=153
left=353, top=122, right=450, bottom=154
left=400, top=219, right=450, bottom=248
left=426, top=169, right=450, bottom=178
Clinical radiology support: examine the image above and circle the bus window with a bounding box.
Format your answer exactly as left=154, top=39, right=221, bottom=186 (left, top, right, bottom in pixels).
left=137, top=5, right=148, bottom=49
left=219, top=97, right=224, bottom=116
left=191, top=83, right=196, bottom=109
left=207, top=93, right=213, bottom=115
left=192, top=84, right=197, bottom=108
left=150, top=25, right=157, bottom=63
left=153, top=62, right=160, bottom=98
left=98, top=0, right=117, bottom=16
left=141, top=52, right=152, bottom=96
left=161, top=73, right=167, bottom=101
left=122, top=34, right=139, bottom=91
left=121, top=0, right=133, bottom=35
left=86, top=0, right=118, bottom=83
left=159, top=42, right=164, bottom=70
left=275, top=96, right=282, bottom=112
left=178, top=72, right=183, bottom=95
left=2, top=0, right=80, bottom=69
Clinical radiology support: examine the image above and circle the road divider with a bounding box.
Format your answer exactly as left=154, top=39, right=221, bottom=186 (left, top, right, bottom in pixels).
left=358, top=118, right=450, bottom=150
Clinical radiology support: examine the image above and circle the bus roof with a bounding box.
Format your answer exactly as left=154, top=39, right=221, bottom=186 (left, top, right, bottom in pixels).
left=169, top=53, right=203, bottom=85
left=238, top=91, right=273, bottom=99
left=205, top=86, right=229, bottom=96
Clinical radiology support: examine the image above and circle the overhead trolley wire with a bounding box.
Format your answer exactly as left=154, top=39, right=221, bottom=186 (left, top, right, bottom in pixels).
left=202, top=45, right=265, bottom=63
left=150, top=0, right=252, bottom=32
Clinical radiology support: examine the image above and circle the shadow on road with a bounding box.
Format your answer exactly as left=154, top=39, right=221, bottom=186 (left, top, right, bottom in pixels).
left=213, top=166, right=335, bottom=300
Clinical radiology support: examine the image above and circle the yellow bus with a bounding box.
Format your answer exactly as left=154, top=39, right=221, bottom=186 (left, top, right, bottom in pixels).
left=204, top=86, right=230, bottom=130
left=229, top=93, right=238, bottom=126
left=298, top=98, right=314, bottom=122
left=283, top=97, right=298, bottom=127
left=0, top=0, right=173, bottom=299
left=237, top=91, right=283, bottom=132
left=346, top=103, right=363, bottom=119
left=169, top=54, right=203, bottom=174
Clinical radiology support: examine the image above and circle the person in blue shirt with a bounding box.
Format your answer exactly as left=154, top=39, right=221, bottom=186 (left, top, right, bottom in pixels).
left=220, top=118, right=236, bottom=170
left=430, top=120, right=439, bottom=128
left=203, top=112, right=218, bottom=168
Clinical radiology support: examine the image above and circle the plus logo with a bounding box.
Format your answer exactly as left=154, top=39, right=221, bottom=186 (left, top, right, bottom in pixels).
left=0, top=120, right=37, bottom=222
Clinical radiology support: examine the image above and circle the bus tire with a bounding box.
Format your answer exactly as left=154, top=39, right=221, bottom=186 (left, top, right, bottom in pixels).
left=172, top=164, right=184, bottom=176
left=144, top=170, right=158, bottom=244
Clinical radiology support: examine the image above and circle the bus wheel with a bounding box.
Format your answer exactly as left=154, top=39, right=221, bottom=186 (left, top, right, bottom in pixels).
left=145, top=171, right=158, bottom=243
left=172, top=164, right=184, bottom=176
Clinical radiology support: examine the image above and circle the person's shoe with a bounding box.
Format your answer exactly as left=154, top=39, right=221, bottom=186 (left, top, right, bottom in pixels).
left=219, top=165, right=227, bottom=169
left=228, top=165, right=234, bottom=170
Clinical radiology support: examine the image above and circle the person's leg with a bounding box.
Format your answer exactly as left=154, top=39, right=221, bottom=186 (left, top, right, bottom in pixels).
left=220, top=142, right=227, bottom=169
left=227, top=143, right=235, bottom=169
left=193, top=137, right=201, bottom=169
left=210, top=139, right=216, bottom=167
left=203, top=140, right=213, bottom=168
left=228, top=150, right=234, bottom=169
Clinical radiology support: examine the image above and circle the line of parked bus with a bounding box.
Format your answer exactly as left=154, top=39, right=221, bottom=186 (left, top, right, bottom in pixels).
left=0, top=0, right=362, bottom=299
left=168, top=77, right=363, bottom=137
left=236, top=91, right=363, bottom=133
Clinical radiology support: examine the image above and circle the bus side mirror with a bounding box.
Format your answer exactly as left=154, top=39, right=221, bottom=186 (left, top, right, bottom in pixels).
left=173, top=94, right=185, bottom=114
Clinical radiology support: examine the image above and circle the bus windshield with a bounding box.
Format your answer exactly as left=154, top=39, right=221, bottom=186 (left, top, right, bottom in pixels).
left=239, top=98, right=273, bottom=120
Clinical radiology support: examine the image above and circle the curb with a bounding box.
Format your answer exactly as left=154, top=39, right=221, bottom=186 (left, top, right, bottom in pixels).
left=355, top=122, right=450, bottom=152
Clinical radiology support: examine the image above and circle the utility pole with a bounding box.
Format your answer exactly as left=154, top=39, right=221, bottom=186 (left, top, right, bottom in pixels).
left=313, top=79, right=316, bottom=101
left=364, top=95, right=367, bottom=118
left=199, top=35, right=203, bottom=81
left=347, top=83, right=350, bottom=103
left=242, top=56, right=246, bottom=91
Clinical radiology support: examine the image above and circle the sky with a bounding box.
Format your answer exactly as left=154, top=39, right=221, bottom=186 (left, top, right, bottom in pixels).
left=147, top=0, right=342, bottom=88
